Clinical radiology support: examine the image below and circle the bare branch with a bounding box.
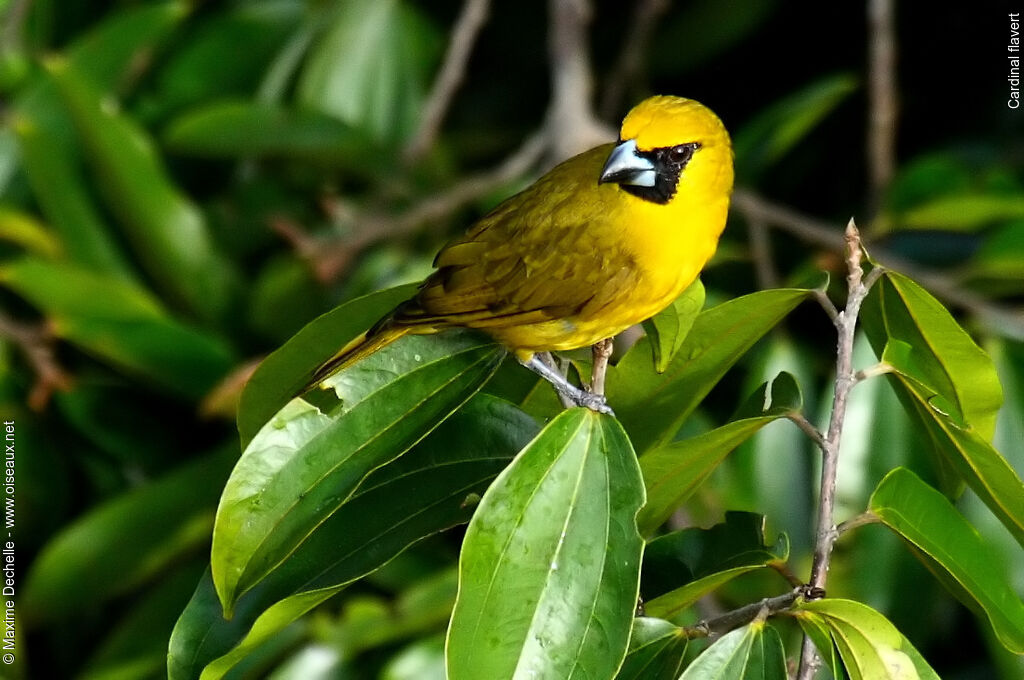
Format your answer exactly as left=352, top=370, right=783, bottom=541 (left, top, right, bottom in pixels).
left=404, top=0, right=492, bottom=164
left=308, top=132, right=548, bottom=282
left=0, top=312, right=72, bottom=410
left=867, top=0, right=898, bottom=214
left=546, top=0, right=615, bottom=160
left=732, top=189, right=1024, bottom=340
left=684, top=588, right=803, bottom=640
left=797, top=220, right=875, bottom=680
left=786, top=412, right=826, bottom=451
left=748, top=213, right=780, bottom=290
left=598, top=0, right=670, bottom=120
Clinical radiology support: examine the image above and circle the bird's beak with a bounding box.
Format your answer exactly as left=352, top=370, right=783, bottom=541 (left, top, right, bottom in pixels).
left=599, top=139, right=656, bottom=187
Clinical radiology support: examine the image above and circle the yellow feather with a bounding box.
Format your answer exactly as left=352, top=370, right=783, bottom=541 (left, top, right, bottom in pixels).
left=311, top=95, right=733, bottom=384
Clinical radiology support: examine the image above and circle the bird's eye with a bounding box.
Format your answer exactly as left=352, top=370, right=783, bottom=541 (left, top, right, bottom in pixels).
left=667, top=143, right=698, bottom=164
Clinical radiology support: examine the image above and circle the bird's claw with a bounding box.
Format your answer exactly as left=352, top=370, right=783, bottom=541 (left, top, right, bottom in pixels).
left=567, top=389, right=615, bottom=416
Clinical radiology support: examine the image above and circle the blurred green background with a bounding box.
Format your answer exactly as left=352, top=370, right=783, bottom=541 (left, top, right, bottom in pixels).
left=0, top=0, right=1021, bottom=678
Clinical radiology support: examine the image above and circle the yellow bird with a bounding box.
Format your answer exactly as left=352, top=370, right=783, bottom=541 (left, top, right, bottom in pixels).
left=313, top=95, right=733, bottom=412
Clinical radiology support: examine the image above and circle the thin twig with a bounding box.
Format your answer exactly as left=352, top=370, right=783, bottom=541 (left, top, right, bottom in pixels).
left=748, top=213, right=780, bottom=290
left=786, top=412, right=826, bottom=451
left=598, top=0, right=670, bottom=120
left=796, top=219, right=875, bottom=680
left=731, top=189, right=1024, bottom=340
left=867, top=0, right=897, bottom=215
left=404, top=0, right=492, bottom=164
left=546, top=0, right=615, bottom=160
left=0, top=312, right=72, bottom=410
left=308, top=132, right=548, bottom=282
left=684, top=588, right=803, bottom=640
left=590, top=337, right=613, bottom=396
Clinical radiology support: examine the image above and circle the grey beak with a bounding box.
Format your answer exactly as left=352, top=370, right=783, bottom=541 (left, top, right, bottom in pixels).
left=599, top=139, right=656, bottom=187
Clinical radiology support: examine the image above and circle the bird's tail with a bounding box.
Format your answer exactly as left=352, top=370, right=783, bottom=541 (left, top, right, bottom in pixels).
left=308, top=323, right=411, bottom=388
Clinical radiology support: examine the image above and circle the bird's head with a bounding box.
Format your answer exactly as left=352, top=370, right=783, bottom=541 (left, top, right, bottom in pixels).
left=599, top=95, right=733, bottom=205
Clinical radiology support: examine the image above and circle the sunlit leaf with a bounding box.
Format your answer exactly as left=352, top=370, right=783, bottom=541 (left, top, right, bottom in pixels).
left=170, top=395, right=535, bottom=679
left=869, top=468, right=1024, bottom=653
left=609, top=288, right=812, bottom=453
left=446, top=409, right=645, bottom=680
left=212, top=331, right=502, bottom=613
left=679, top=622, right=786, bottom=679
left=236, top=284, right=417, bottom=447
left=798, top=599, right=940, bottom=680
left=297, top=0, right=439, bottom=144
left=638, top=372, right=803, bottom=534
left=642, top=279, right=704, bottom=373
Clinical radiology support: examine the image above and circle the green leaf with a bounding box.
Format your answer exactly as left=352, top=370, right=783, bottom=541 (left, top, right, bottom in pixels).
left=170, top=395, right=535, bottom=679
left=609, top=288, right=811, bottom=453
left=23, top=447, right=235, bottom=622
left=864, top=271, right=1002, bottom=440
left=869, top=468, right=1024, bottom=653
left=614, top=618, right=688, bottom=680
left=212, top=331, right=503, bottom=614
left=637, top=372, right=803, bottom=534
left=47, top=59, right=240, bottom=322
left=0, top=206, right=61, bottom=258
left=679, top=622, right=787, bottom=679
left=237, top=284, right=417, bottom=447
left=968, top=221, right=1024, bottom=282
left=641, top=512, right=789, bottom=619
left=297, top=0, right=439, bottom=144
left=798, top=599, right=940, bottom=680
left=164, top=100, right=382, bottom=170
left=642, top=279, right=705, bottom=373
left=733, top=74, right=858, bottom=181
left=794, top=612, right=843, bottom=679
left=0, top=258, right=234, bottom=399
left=446, top=409, right=645, bottom=680
left=150, top=1, right=302, bottom=115
left=81, top=561, right=207, bottom=680
left=896, top=194, right=1024, bottom=232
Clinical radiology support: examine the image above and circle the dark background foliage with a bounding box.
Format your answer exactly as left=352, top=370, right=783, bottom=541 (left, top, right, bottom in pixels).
left=0, top=0, right=1021, bottom=678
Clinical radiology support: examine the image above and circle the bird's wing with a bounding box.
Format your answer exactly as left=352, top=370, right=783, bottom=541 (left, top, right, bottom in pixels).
left=394, top=152, right=641, bottom=329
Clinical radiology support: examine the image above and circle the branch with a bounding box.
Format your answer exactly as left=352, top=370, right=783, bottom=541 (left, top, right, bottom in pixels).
left=796, top=220, right=877, bottom=680
left=684, top=588, right=804, bottom=639
left=0, top=312, right=72, bottom=410
left=590, top=337, right=613, bottom=396
left=598, top=0, right=670, bottom=120
left=306, top=132, right=547, bottom=282
left=731, top=189, right=1024, bottom=340
left=403, top=0, right=492, bottom=164
left=546, top=0, right=615, bottom=160
left=867, top=0, right=898, bottom=214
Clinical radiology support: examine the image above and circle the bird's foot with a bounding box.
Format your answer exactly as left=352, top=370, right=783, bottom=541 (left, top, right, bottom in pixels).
left=571, top=389, right=614, bottom=416
left=521, top=354, right=616, bottom=416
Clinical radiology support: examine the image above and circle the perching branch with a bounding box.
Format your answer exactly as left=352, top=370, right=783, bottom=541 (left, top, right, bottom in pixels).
left=590, top=337, right=613, bottom=396
left=795, top=219, right=881, bottom=680
left=403, top=0, right=492, bottom=165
